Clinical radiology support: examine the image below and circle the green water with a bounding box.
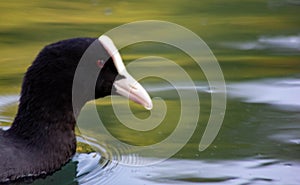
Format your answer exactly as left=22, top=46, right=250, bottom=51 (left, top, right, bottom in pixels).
left=1, top=0, right=300, bottom=184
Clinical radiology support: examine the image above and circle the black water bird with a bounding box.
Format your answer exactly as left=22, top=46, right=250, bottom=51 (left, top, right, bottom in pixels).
left=0, top=36, right=152, bottom=183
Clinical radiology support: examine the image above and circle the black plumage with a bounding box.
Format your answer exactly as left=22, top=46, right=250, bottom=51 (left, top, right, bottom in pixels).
left=0, top=37, right=119, bottom=183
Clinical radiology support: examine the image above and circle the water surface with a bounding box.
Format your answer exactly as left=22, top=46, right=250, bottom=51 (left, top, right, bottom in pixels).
left=0, top=0, right=299, bottom=184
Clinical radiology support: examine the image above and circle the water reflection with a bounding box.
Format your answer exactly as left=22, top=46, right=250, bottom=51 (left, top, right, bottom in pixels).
left=220, top=34, right=300, bottom=53
left=145, top=77, right=300, bottom=109
left=0, top=95, right=18, bottom=124
left=228, top=78, right=300, bottom=109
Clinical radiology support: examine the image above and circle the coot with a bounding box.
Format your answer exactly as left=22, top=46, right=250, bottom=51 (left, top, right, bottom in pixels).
left=0, top=36, right=152, bottom=183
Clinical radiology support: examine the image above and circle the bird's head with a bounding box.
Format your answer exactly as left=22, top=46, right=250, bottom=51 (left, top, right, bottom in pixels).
left=21, top=36, right=152, bottom=112
left=94, top=35, right=153, bottom=110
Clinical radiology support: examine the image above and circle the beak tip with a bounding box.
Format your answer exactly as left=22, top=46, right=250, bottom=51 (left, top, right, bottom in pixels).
left=113, top=73, right=153, bottom=111
left=144, top=102, right=153, bottom=110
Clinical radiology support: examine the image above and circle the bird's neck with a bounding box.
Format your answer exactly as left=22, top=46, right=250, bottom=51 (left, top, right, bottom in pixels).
left=7, top=93, right=78, bottom=160
left=1, top=93, right=79, bottom=182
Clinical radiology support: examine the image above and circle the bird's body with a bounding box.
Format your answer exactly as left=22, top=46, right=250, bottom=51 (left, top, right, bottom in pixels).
left=0, top=36, right=152, bottom=183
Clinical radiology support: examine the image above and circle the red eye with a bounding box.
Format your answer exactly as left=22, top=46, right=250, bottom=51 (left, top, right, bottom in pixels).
left=97, top=59, right=105, bottom=68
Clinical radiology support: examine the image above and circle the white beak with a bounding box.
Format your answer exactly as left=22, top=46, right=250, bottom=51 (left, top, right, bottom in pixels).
left=98, top=35, right=153, bottom=110
left=113, top=71, right=153, bottom=110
